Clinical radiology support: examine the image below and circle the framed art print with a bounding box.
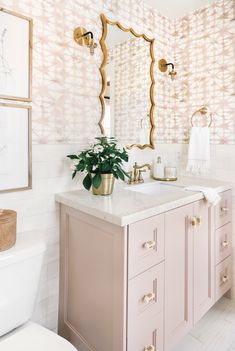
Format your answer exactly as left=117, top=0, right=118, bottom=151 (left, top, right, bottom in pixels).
left=0, top=8, right=32, bottom=101
left=0, top=103, right=32, bottom=192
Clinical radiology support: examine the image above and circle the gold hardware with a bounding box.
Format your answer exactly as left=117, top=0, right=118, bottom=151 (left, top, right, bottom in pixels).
left=158, top=58, right=177, bottom=80
left=221, top=207, right=229, bottom=212
left=196, top=216, right=202, bottom=226
left=222, top=275, right=228, bottom=283
left=158, top=58, right=168, bottom=72
left=99, top=14, right=156, bottom=150
left=191, top=106, right=213, bottom=127
left=128, top=162, right=151, bottom=184
left=191, top=217, right=197, bottom=227
left=143, top=240, right=156, bottom=249
left=144, top=345, right=155, bottom=351
left=143, top=292, right=156, bottom=304
left=222, top=240, right=229, bottom=247
left=73, top=27, right=97, bottom=55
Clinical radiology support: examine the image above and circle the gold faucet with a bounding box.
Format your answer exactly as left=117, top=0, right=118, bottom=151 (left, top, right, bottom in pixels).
left=127, top=162, right=151, bottom=184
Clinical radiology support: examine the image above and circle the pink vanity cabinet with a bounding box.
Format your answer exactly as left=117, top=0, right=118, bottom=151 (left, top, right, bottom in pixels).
left=58, top=190, right=232, bottom=351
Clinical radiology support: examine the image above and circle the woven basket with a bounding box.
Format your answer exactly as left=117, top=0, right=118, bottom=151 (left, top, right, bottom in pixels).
left=0, top=209, right=17, bottom=252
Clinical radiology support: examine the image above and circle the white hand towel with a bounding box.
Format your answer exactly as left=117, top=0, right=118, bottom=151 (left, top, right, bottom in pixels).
left=185, top=186, right=221, bottom=206
left=186, top=127, right=210, bottom=175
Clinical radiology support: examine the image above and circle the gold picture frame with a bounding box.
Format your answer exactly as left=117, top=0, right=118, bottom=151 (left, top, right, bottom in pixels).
left=0, top=103, right=32, bottom=193
left=99, top=13, right=155, bottom=150
left=0, top=8, right=33, bottom=102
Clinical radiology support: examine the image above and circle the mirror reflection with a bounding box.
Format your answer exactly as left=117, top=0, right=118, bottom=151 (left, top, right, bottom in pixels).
left=99, top=15, right=155, bottom=149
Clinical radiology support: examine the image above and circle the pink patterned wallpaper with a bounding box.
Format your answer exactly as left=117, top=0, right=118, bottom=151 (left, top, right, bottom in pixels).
left=0, top=0, right=171, bottom=145
left=0, top=0, right=234, bottom=145
left=156, top=0, right=235, bottom=144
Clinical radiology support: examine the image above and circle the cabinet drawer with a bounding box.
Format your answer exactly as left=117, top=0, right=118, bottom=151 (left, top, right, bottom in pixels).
left=128, top=263, right=164, bottom=321
left=215, top=190, right=232, bottom=229
left=215, top=256, right=232, bottom=301
left=127, top=311, right=163, bottom=351
left=215, top=223, right=232, bottom=265
left=128, top=214, right=164, bottom=278
left=128, top=264, right=164, bottom=351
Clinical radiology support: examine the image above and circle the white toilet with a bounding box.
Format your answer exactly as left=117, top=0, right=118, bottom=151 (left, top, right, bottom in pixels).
left=0, top=232, right=76, bottom=350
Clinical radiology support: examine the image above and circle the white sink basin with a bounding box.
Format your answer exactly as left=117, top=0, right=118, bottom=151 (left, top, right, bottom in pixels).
left=124, top=182, right=181, bottom=196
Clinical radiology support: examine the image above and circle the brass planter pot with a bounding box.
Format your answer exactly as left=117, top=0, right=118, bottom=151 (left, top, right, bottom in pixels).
left=92, top=174, right=115, bottom=196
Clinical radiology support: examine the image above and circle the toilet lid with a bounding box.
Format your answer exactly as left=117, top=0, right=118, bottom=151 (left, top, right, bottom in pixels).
left=0, top=322, right=77, bottom=351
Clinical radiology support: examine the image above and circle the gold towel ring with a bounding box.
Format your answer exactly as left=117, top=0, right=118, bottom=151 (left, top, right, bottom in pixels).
left=191, top=106, right=213, bottom=127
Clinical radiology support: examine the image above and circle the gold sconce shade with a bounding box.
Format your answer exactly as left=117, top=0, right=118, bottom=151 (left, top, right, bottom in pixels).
left=73, top=27, right=97, bottom=55
left=158, top=58, right=177, bottom=80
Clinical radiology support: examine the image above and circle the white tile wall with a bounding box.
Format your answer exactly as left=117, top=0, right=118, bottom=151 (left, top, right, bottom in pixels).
left=0, top=144, right=84, bottom=331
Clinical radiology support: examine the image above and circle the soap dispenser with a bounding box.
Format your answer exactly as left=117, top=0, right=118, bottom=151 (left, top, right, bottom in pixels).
left=153, top=156, right=164, bottom=179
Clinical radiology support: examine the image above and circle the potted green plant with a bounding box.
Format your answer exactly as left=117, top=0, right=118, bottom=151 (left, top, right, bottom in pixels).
left=67, top=136, right=129, bottom=195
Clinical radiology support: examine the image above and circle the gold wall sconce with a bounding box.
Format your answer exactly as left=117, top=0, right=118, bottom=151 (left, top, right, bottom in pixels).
left=73, top=27, right=98, bottom=55
left=158, top=58, right=177, bottom=80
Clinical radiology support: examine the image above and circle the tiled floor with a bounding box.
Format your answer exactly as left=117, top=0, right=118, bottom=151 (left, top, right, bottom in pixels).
left=172, top=297, right=235, bottom=351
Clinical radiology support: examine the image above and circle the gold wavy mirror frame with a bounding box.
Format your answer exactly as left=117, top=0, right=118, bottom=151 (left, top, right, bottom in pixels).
left=99, top=14, right=155, bottom=150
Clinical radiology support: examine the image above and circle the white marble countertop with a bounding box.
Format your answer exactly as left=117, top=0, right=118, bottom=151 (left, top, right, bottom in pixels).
left=55, top=176, right=232, bottom=226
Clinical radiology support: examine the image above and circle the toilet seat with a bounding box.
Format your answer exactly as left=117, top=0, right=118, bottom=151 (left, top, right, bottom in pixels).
left=0, top=322, right=77, bottom=351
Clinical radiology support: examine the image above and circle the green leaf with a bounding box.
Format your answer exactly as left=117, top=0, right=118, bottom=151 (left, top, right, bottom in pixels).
left=83, top=173, right=92, bottom=190
left=72, top=170, right=77, bottom=179
left=115, top=167, right=125, bottom=181
left=92, top=173, right=102, bottom=189
left=67, top=154, right=78, bottom=160
left=112, top=170, right=119, bottom=179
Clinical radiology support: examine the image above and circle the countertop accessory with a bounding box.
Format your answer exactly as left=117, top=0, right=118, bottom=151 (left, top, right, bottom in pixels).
left=128, top=162, right=151, bottom=184
left=0, top=209, right=17, bottom=251
left=73, top=27, right=97, bottom=55
left=158, top=58, right=177, bottom=80
left=152, top=176, right=177, bottom=181
left=67, top=136, right=129, bottom=195
left=92, top=174, right=115, bottom=195
left=153, top=156, right=164, bottom=179
left=164, top=166, right=177, bottom=179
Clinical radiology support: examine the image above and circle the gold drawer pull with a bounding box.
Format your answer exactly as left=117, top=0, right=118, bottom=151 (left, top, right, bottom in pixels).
left=143, top=292, right=155, bottom=304
left=222, top=275, right=228, bottom=283
left=222, top=240, right=229, bottom=247
left=221, top=207, right=229, bottom=213
left=143, top=240, right=156, bottom=249
left=144, top=345, right=155, bottom=351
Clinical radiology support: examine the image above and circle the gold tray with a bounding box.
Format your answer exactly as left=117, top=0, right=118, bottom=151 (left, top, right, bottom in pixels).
left=152, top=176, right=177, bottom=182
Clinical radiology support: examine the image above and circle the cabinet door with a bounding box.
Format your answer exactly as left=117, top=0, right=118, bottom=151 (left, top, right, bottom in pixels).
left=193, top=200, right=214, bottom=324
left=165, top=204, right=194, bottom=351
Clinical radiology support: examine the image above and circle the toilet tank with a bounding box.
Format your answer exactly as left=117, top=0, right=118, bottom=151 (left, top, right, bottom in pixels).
left=0, top=232, right=46, bottom=336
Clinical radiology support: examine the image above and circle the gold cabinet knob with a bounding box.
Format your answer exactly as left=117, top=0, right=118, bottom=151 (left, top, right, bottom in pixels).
left=222, top=240, right=229, bottom=247
left=143, top=240, right=156, bottom=249
left=196, top=216, right=202, bottom=226
left=144, top=345, right=155, bottom=351
left=191, top=216, right=202, bottom=227
left=191, top=217, right=197, bottom=227
left=222, top=275, right=228, bottom=283
left=143, top=292, right=156, bottom=304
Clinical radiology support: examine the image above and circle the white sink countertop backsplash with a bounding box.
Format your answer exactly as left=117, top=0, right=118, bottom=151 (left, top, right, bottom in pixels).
left=55, top=176, right=231, bottom=226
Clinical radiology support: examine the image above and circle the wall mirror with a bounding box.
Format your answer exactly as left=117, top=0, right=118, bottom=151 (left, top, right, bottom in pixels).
left=99, top=14, right=155, bottom=149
